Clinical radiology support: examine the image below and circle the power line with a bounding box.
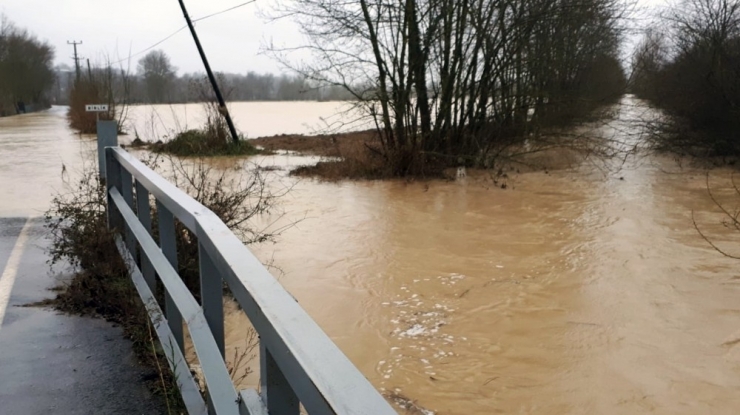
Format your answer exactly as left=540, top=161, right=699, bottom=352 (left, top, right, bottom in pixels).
left=110, top=0, right=255, bottom=67
left=128, top=26, right=187, bottom=57
left=192, top=0, right=256, bottom=23
left=110, top=27, right=186, bottom=66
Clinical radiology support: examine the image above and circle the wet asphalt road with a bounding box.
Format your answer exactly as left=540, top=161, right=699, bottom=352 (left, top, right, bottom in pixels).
left=0, top=217, right=166, bottom=414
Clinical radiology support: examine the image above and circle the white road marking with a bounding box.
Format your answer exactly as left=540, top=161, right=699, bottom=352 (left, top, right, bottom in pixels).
left=0, top=219, right=32, bottom=330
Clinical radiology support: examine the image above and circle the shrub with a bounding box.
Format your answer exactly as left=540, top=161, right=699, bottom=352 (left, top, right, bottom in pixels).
left=151, top=89, right=259, bottom=157
left=153, top=129, right=258, bottom=157
left=67, top=65, right=125, bottom=134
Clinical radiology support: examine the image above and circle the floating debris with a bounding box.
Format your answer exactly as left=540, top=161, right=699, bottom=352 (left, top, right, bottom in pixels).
left=385, top=391, right=436, bottom=415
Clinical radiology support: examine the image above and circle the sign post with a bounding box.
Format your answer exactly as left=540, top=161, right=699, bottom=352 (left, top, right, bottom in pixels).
left=85, top=104, right=109, bottom=112
left=88, top=104, right=116, bottom=179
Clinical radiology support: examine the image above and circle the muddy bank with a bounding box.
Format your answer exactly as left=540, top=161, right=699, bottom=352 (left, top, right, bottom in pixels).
left=251, top=130, right=377, bottom=157
left=250, top=129, right=585, bottom=181
left=252, top=130, right=389, bottom=180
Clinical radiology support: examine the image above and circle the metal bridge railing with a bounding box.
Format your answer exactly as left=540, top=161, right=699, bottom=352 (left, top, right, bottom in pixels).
left=103, top=145, right=397, bottom=415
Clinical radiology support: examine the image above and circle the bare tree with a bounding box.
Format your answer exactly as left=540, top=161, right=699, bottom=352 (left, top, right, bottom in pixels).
left=137, top=50, right=177, bottom=104
left=268, top=0, right=629, bottom=175
left=66, top=55, right=134, bottom=134
left=632, top=0, right=740, bottom=156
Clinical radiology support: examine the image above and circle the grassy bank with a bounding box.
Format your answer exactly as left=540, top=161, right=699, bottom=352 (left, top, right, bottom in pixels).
left=252, top=130, right=460, bottom=180
left=151, top=129, right=259, bottom=157
left=251, top=121, right=613, bottom=181
left=252, top=130, right=394, bottom=180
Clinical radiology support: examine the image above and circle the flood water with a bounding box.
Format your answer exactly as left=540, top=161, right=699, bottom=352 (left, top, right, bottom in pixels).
left=124, top=100, right=362, bottom=141
left=2, top=98, right=740, bottom=414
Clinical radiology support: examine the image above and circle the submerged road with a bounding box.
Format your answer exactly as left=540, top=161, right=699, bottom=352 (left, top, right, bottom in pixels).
left=0, top=217, right=165, bottom=414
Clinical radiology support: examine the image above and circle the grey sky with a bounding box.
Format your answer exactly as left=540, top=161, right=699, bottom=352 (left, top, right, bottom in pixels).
left=3, top=0, right=665, bottom=76
left=1, top=0, right=301, bottom=75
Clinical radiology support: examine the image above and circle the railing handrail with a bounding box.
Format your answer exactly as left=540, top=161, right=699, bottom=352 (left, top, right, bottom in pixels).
left=106, top=147, right=397, bottom=415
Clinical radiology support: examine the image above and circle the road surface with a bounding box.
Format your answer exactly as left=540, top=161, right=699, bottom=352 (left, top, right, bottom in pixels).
left=0, top=217, right=165, bottom=415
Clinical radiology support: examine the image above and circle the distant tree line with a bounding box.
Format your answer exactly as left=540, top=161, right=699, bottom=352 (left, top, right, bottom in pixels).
left=127, top=49, right=355, bottom=104
left=631, top=0, right=740, bottom=156
left=0, top=15, right=55, bottom=116
left=273, top=0, right=628, bottom=174
left=57, top=49, right=355, bottom=111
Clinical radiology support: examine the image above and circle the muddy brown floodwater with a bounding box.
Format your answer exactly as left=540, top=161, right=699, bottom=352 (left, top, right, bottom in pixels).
left=3, top=98, right=740, bottom=414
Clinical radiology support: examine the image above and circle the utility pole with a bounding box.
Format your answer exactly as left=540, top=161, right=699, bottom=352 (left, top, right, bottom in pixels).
left=67, top=40, right=82, bottom=82
left=177, top=0, right=239, bottom=144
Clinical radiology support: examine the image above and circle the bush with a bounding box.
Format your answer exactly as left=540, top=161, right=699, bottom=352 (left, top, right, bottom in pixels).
left=151, top=90, right=259, bottom=157
left=68, top=69, right=124, bottom=134
left=42, top=167, right=184, bottom=409
left=153, top=129, right=259, bottom=157
left=44, top=169, right=132, bottom=315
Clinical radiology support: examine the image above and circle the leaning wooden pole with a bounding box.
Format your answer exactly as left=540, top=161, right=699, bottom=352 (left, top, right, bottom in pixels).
left=177, top=0, right=239, bottom=143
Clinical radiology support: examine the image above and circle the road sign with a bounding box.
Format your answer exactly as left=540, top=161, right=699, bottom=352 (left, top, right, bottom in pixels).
left=85, top=104, right=109, bottom=112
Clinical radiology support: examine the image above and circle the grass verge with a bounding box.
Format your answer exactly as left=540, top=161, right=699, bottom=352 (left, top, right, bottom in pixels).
left=44, top=170, right=186, bottom=413
left=152, top=129, right=260, bottom=157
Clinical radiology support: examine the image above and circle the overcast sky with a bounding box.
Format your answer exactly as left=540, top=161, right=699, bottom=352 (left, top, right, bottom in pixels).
left=1, top=0, right=302, bottom=75
left=3, top=0, right=664, bottom=76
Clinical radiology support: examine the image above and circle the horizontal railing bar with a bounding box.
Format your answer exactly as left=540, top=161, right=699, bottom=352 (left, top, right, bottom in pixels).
left=198, top=223, right=397, bottom=414
left=108, top=147, right=397, bottom=414
left=109, top=188, right=240, bottom=415
left=238, top=389, right=268, bottom=415
left=199, top=228, right=332, bottom=414
left=114, top=235, right=207, bottom=415
left=110, top=147, right=204, bottom=233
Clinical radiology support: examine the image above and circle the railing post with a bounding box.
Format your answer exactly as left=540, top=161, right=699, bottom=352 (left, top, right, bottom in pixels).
left=260, top=342, right=299, bottom=415
left=157, top=200, right=184, bottom=352
left=97, top=120, right=118, bottom=180
left=105, top=148, right=122, bottom=230
left=199, top=242, right=224, bottom=357
left=136, top=182, right=156, bottom=295
left=120, top=169, right=137, bottom=262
